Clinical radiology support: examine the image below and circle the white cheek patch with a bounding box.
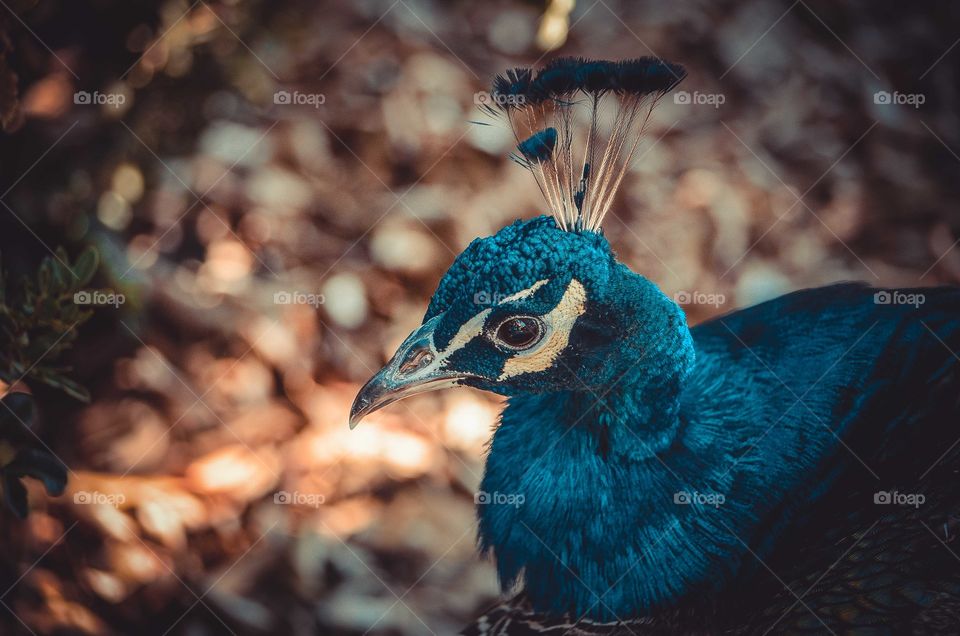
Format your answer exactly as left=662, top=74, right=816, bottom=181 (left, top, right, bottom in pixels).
left=498, top=278, right=587, bottom=380
left=434, top=279, right=550, bottom=362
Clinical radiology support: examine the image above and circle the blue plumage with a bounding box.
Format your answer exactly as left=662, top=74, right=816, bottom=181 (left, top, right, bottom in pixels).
left=474, top=234, right=960, bottom=620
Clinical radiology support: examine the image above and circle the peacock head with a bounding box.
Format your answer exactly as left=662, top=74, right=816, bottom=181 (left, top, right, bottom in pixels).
left=349, top=215, right=691, bottom=427
left=350, top=56, right=690, bottom=427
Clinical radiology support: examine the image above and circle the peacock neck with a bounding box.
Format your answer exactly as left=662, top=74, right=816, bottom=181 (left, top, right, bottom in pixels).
left=559, top=353, right=687, bottom=461
left=476, top=295, right=728, bottom=620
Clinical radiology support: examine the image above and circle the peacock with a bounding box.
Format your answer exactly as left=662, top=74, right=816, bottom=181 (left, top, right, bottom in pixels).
left=349, top=57, right=960, bottom=634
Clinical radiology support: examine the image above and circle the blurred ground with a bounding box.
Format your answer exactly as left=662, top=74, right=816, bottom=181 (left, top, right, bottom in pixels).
left=0, top=0, right=959, bottom=634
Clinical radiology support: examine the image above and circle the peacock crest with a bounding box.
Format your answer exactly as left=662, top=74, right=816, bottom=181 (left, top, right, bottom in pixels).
left=480, top=57, right=686, bottom=233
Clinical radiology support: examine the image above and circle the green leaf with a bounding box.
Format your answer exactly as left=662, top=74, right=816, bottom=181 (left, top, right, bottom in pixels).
left=47, top=375, right=89, bottom=403
left=50, top=255, right=69, bottom=291
left=0, top=245, right=96, bottom=402
left=72, top=247, right=99, bottom=288
left=37, top=260, right=51, bottom=293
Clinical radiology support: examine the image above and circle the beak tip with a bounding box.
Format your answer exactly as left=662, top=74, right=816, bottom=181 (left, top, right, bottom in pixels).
left=348, top=391, right=373, bottom=430
left=347, top=330, right=468, bottom=430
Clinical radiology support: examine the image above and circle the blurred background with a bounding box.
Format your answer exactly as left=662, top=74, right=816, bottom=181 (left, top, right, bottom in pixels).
left=0, top=0, right=958, bottom=633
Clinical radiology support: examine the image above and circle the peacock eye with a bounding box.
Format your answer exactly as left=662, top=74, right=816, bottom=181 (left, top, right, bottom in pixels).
left=493, top=316, right=544, bottom=350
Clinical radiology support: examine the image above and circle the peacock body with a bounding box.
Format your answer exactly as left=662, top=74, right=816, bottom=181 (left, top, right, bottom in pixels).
left=350, top=57, right=960, bottom=634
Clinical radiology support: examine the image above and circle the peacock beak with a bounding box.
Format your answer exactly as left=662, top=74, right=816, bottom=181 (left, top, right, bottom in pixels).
left=349, top=317, right=471, bottom=428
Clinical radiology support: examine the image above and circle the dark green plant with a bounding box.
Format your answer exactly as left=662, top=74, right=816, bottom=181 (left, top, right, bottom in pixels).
left=0, top=246, right=99, bottom=402
left=0, top=246, right=101, bottom=518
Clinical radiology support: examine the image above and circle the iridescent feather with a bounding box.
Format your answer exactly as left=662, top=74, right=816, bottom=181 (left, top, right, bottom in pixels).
left=483, top=57, right=686, bottom=232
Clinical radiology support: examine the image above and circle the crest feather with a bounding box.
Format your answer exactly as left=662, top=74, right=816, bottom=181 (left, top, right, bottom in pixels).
left=484, top=56, right=685, bottom=232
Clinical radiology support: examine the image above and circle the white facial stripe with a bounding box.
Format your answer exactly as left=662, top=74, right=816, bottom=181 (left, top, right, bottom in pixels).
left=498, top=278, right=587, bottom=381
left=440, top=308, right=492, bottom=360
left=498, top=279, right=548, bottom=304
left=434, top=279, right=550, bottom=361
